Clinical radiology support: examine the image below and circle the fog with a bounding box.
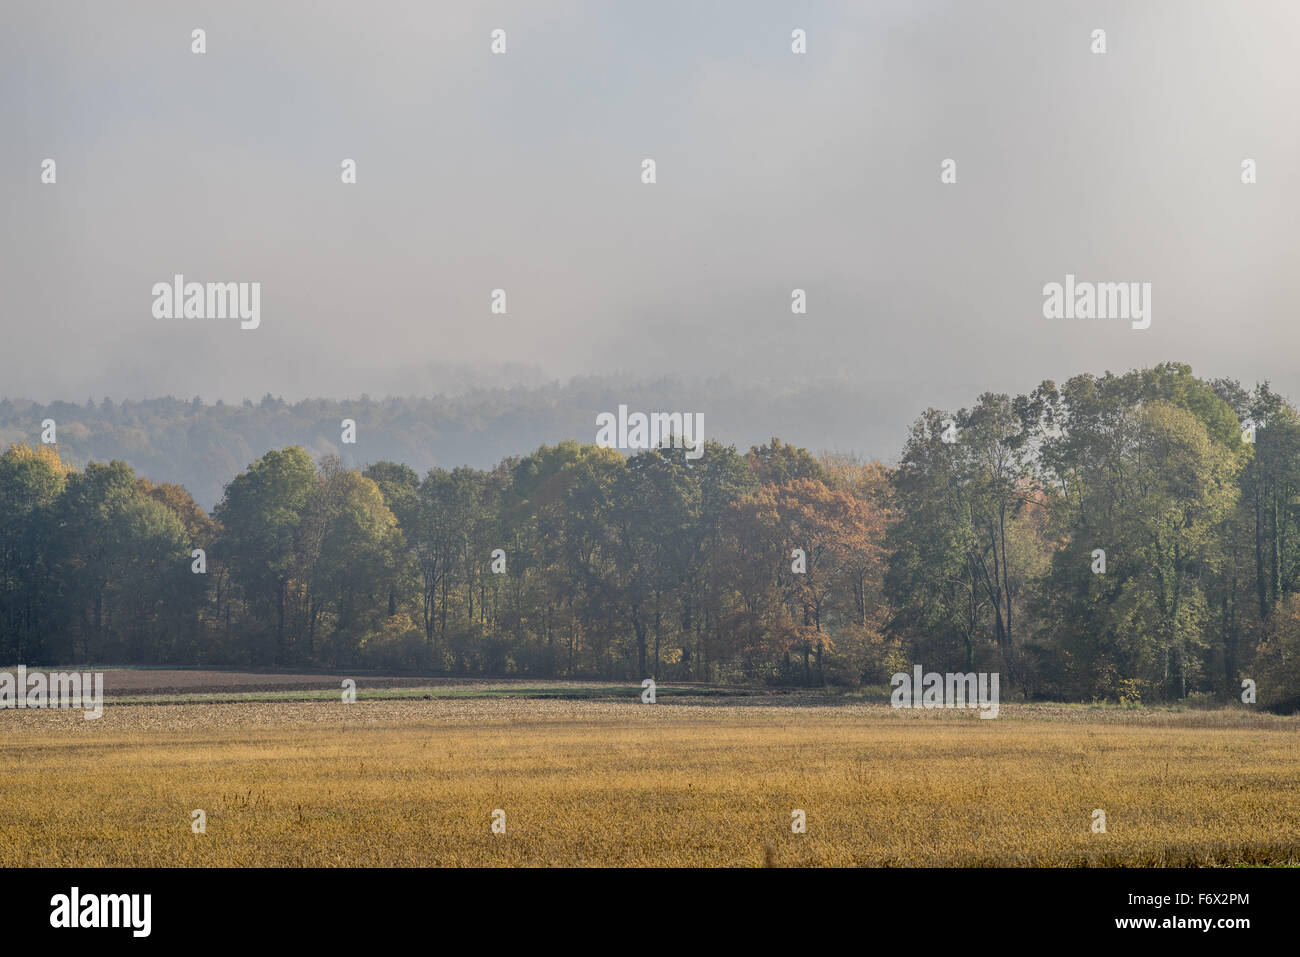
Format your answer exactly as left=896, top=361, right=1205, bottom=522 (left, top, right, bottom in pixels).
left=2, top=0, right=1297, bottom=453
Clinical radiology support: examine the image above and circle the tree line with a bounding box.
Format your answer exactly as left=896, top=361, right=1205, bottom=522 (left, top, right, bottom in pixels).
left=0, top=377, right=890, bottom=512
left=2, top=362, right=1298, bottom=706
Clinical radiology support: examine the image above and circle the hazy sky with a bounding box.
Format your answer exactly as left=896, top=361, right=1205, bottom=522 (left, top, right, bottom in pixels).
left=3, top=1, right=1298, bottom=423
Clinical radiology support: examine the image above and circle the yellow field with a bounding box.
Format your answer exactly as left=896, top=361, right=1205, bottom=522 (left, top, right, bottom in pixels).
left=1, top=699, right=1297, bottom=866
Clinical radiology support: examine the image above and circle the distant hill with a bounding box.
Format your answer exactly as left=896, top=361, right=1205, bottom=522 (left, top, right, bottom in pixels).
left=0, top=377, right=906, bottom=510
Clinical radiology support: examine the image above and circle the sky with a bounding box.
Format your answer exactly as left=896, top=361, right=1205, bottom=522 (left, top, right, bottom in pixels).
left=2, top=0, right=1298, bottom=452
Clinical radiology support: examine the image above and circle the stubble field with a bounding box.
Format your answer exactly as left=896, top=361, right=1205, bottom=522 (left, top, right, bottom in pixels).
left=1, top=681, right=1296, bottom=867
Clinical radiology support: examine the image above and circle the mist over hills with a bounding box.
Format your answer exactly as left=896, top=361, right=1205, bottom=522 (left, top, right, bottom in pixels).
left=0, top=376, right=906, bottom=510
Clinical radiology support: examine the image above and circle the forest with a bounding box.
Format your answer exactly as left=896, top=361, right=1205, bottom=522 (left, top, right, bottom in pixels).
left=0, top=376, right=893, bottom=511
left=2, top=362, right=1299, bottom=707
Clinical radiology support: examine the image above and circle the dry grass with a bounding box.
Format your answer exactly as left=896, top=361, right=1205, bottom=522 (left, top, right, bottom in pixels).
left=1, top=699, right=1297, bottom=866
